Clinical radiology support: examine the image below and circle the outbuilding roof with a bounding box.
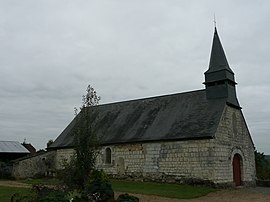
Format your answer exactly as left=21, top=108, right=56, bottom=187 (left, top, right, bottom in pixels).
left=0, top=141, right=30, bottom=153
left=49, top=89, right=227, bottom=149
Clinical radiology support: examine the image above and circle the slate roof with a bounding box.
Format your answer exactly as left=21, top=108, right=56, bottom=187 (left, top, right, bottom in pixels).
left=206, top=27, right=234, bottom=75
left=49, top=89, right=227, bottom=149
left=0, top=141, right=30, bottom=153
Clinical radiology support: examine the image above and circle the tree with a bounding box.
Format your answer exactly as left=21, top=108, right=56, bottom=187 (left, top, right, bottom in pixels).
left=61, top=84, right=101, bottom=190
left=46, top=139, right=54, bottom=148
left=255, top=150, right=270, bottom=180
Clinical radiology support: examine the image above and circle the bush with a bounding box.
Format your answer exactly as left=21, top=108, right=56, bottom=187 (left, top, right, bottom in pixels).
left=86, top=170, right=115, bottom=202
left=255, top=150, right=270, bottom=180
left=32, top=184, right=68, bottom=202
left=58, top=156, right=84, bottom=190
left=117, top=193, right=139, bottom=202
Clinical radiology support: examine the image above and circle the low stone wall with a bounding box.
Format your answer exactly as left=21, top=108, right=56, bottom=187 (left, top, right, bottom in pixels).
left=12, top=151, right=57, bottom=179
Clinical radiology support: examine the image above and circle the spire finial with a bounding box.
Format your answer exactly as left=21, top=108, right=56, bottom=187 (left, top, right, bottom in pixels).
left=214, top=14, right=216, bottom=28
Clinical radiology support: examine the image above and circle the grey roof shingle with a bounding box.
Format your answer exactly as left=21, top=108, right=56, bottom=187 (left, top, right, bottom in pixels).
left=49, top=89, right=227, bottom=149
left=0, top=141, right=30, bottom=153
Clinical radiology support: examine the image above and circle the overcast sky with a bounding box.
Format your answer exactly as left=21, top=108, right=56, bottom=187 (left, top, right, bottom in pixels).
left=0, top=1, right=269, bottom=153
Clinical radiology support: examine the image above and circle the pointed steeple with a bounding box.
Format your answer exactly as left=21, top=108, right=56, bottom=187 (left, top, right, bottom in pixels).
left=204, top=27, right=240, bottom=108
left=206, top=27, right=234, bottom=74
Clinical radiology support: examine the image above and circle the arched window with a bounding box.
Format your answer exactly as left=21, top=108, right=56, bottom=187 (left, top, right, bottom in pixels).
left=105, top=147, right=112, bottom=164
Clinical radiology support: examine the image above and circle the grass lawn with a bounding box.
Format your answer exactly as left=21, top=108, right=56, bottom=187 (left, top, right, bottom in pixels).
left=16, top=178, right=216, bottom=200
left=111, top=180, right=216, bottom=199
left=0, top=186, right=32, bottom=202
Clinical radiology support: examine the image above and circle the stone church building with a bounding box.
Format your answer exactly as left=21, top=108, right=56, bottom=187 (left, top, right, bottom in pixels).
left=14, top=28, right=256, bottom=187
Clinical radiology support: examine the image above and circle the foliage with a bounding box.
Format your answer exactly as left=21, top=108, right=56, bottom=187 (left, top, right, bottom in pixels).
left=0, top=186, right=33, bottom=202
left=111, top=180, right=216, bottom=199
left=255, top=150, right=270, bottom=180
left=72, top=107, right=99, bottom=189
left=58, top=155, right=84, bottom=190
left=117, top=193, right=139, bottom=202
left=32, top=184, right=68, bottom=202
left=86, top=170, right=114, bottom=202
left=0, top=179, right=219, bottom=201
left=88, top=169, right=110, bottom=184
left=81, top=85, right=101, bottom=108
left=59, top=85, right=101, bottom=190
left=46, top=139, right=54, bottom=148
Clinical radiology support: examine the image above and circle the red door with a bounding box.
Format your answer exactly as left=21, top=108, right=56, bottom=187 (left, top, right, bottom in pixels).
left=233, top=154, right=241, bottom=186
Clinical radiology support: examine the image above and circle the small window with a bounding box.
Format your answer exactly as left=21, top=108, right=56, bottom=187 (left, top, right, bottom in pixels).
left=105, top=147, right=112, bottom=164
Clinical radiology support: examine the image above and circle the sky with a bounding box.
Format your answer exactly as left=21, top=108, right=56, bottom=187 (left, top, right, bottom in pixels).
left=0, top=1, right=269, bottom=153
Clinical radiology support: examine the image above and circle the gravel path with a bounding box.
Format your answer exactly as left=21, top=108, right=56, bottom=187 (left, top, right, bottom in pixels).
left=116, top=187, right=270, bottom=202
left=0, top=180, right=31, bottom=188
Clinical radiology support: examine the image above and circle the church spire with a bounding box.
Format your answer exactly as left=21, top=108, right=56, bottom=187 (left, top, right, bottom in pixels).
left=204, top=27, right=240, bottom=108
left=207, top=27, right=234, bottom=74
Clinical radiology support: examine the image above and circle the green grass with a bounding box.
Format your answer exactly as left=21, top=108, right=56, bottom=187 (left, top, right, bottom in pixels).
left=2, top=178, right=216, bottom=200
left=0, top=186, right=32, bottom=202
left=111, top=180, right=216, bottom=199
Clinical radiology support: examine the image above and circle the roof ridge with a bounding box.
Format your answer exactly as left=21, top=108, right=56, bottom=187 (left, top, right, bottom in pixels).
left=91, top=89, right=205, bottom=108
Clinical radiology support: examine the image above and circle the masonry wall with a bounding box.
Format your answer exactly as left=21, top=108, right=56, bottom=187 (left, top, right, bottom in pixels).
left=12, top=151, right=57, bottom=179
left=54, top=148, right=75, bottom=170
left=52, top=140, right=218, bottom=183
left=213, top=105, right=256, bottom=186
left=96, top=139, right=218, bottom=183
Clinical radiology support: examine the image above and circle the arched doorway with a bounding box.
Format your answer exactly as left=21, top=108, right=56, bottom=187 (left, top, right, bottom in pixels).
left=232, top=154, right=242, bottom=186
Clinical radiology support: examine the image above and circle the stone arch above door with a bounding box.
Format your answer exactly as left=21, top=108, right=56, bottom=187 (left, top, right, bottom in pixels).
left=230, top=148, right=244, bottom=186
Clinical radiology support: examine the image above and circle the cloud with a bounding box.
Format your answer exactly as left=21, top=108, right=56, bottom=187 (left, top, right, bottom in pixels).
left=0, top=1, right=269, bottom=153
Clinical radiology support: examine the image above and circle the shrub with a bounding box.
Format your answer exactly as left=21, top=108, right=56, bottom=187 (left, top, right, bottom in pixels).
left=117, top=193, right=139, bottom=202
left=58, top=156, right=84, bottom=190
left=255, top=150, right=270, bottom=180
left=86, top=170, right=115, bottom=202
left=32, top=184, right=68, bottom=202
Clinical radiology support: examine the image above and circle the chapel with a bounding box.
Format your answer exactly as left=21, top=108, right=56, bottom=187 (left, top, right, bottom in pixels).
left=17, top=27, right=256, bottom=187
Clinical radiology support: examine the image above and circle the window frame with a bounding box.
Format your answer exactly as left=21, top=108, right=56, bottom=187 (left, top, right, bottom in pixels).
left=105, top=147, right=112, bottom=165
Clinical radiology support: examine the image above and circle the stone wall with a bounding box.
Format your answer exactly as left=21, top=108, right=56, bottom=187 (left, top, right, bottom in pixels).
left=12, top=151, right=56, bottom=179
left=54, top=148, right=75, bottom=170
left=213, top=105, right=256, bottom=186
left=12, top=149, right=75, bottom=179
left=96, top=139, right=219, bottom=184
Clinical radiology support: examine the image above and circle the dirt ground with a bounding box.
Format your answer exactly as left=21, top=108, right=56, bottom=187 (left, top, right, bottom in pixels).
left=117, top=186, right=270, bottom=202
left=0, top=180, right=31, bottom=188
left=1, top=180, right=270, bottom=202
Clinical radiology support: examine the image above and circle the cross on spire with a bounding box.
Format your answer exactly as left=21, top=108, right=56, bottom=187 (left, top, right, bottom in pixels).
left=214, top=14, right=217, bottom=28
